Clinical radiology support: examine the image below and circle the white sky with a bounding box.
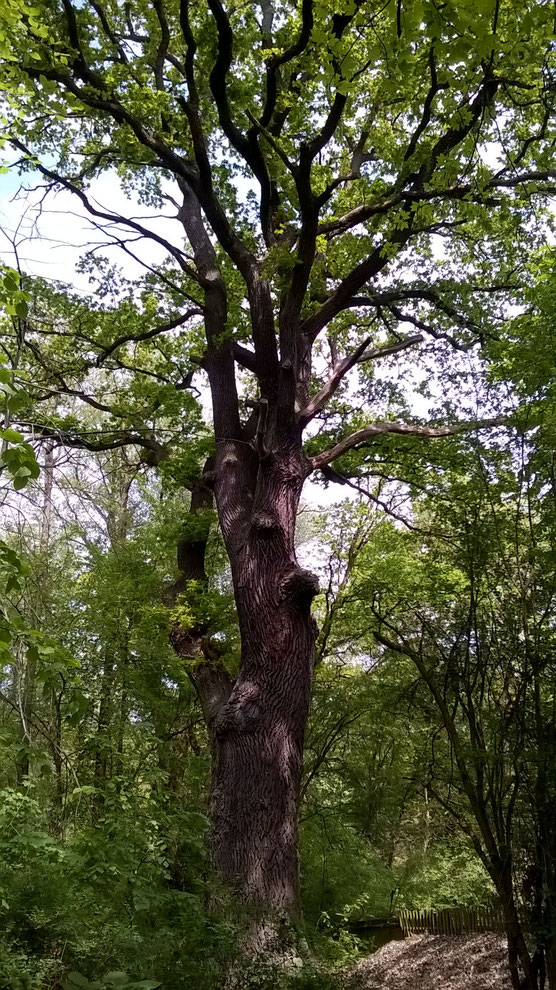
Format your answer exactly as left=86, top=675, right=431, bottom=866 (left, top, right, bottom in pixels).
left=0, top=168, right=183, bottom=289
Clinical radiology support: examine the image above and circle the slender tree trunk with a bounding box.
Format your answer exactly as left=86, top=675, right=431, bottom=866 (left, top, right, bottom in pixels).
left=114, top=644, right=130, bottom=796
left=545, top=936, right=556, bottom=990
left=15, top=445, right=56, bottom=785
left=541, top=882, right=556, bottom=990
left=533, top=669, right=556, bottom=990
left=378, top=626, right=539, bottom=988
left=15, top=643, right=32, bottom=783
left=42, top=444, right=66, bottom=831
left=498, top=866, right=537, bottom=990
left=93, top=660, right=115, bottom=809
left=93, top=455, right=134, bottom=811
left=49, top=686, right=64, bottom=836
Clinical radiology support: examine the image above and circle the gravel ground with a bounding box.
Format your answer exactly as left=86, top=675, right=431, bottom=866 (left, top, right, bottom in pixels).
left=343, top=934, right=513, bottom=990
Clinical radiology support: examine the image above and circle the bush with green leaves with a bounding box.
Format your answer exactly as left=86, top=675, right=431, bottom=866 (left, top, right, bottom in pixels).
left=0, top=943, right=41, bottom=990
left=0, top=784, right=237, bottom=989
left=301, top=813, right=395, bottom=932
left=397, top=838, right=495, bottom=911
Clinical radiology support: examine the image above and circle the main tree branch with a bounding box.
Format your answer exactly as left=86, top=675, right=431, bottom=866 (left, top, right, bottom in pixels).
left=206, top=0, right=277, bottom=244
left=310, top=416, right=505, bottom=470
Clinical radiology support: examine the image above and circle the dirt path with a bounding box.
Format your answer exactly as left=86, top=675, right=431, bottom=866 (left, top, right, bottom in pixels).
left=343, top=934, right=512, bottom=990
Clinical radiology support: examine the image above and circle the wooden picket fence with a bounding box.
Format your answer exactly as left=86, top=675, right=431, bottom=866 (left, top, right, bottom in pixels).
left=399, top=904, right=505, bottom=937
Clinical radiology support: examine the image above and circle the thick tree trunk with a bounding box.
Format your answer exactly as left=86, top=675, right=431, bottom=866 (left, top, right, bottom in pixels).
left=210, top=590, right=316, bottom=919
left=207, top=446, right=318, bottom=926
left=170, top=178, right=320, bottom=936
left=171, top=441, right=318, bottom=935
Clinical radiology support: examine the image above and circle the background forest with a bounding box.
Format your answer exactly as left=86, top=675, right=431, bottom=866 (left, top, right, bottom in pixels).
left=0, top=0, right=555, bottom=987
left=0, top=259, right=554, bottom=988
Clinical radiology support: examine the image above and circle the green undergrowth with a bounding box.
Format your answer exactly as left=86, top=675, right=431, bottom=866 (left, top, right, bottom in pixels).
left=0, top=783, right=492, bottom=989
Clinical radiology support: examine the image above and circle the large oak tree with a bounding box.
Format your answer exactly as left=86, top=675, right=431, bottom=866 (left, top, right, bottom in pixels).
left=1, top=0, right=555, bottom=939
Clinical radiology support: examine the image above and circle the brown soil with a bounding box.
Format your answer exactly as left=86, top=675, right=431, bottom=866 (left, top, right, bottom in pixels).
left=343, top=934, right=512, bottom=990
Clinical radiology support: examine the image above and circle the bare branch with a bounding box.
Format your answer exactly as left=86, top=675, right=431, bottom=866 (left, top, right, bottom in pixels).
left=298, top=336, right=370, bottom=424
left=18, top=422, right=168, bottom=457
left=403, top=46, right=448, bottom=165
left=413, top=67, right=499, bottom=189
left=388, top=306, right=479, bottom=351
left=206, top=0, right=277, bottom=244
left=96, top=308, right=204, bottom=364
left=245, top=108, right=296, bottom=175
left=319, top=167, right=556, bottom=240
left=300, top=230, right=414, bottom=341
left=9, top=139, right=204, bottom=283
left=87, top=0, right=128, bottom=63
left=152, top=0, right=171, bottom=95
left=178, top=0, right=200, bottom=106
left=310, top=416, right=505, bottom=470
left=259, top=0, right=313, bottom=129
left=231, top=342, right=258, bottom=374
left=357, top=334, right=424, bottom=362
left=253, top=397, right=269, bottom=458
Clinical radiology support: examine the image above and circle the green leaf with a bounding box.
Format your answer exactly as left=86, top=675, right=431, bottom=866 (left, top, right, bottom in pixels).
left=13, top=474, right=30, bottom=490
left=65, top=974, right=92, bottom=988
left=103, top=973, right=130, bottom=987
left=0, top=427, right=23, bottom=443
left=6, top=392, right=27, bottom=412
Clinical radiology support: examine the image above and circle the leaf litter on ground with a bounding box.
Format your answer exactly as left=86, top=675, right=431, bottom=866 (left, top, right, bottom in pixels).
left=343, top=934, right=512, bottom=990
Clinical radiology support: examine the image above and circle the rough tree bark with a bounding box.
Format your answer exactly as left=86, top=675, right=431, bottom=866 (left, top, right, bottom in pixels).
left=162, top=174, right=318, bottom=926
left=210, top=452, right=318, bottom=919
left=171, top=438, right=318, bottom=928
